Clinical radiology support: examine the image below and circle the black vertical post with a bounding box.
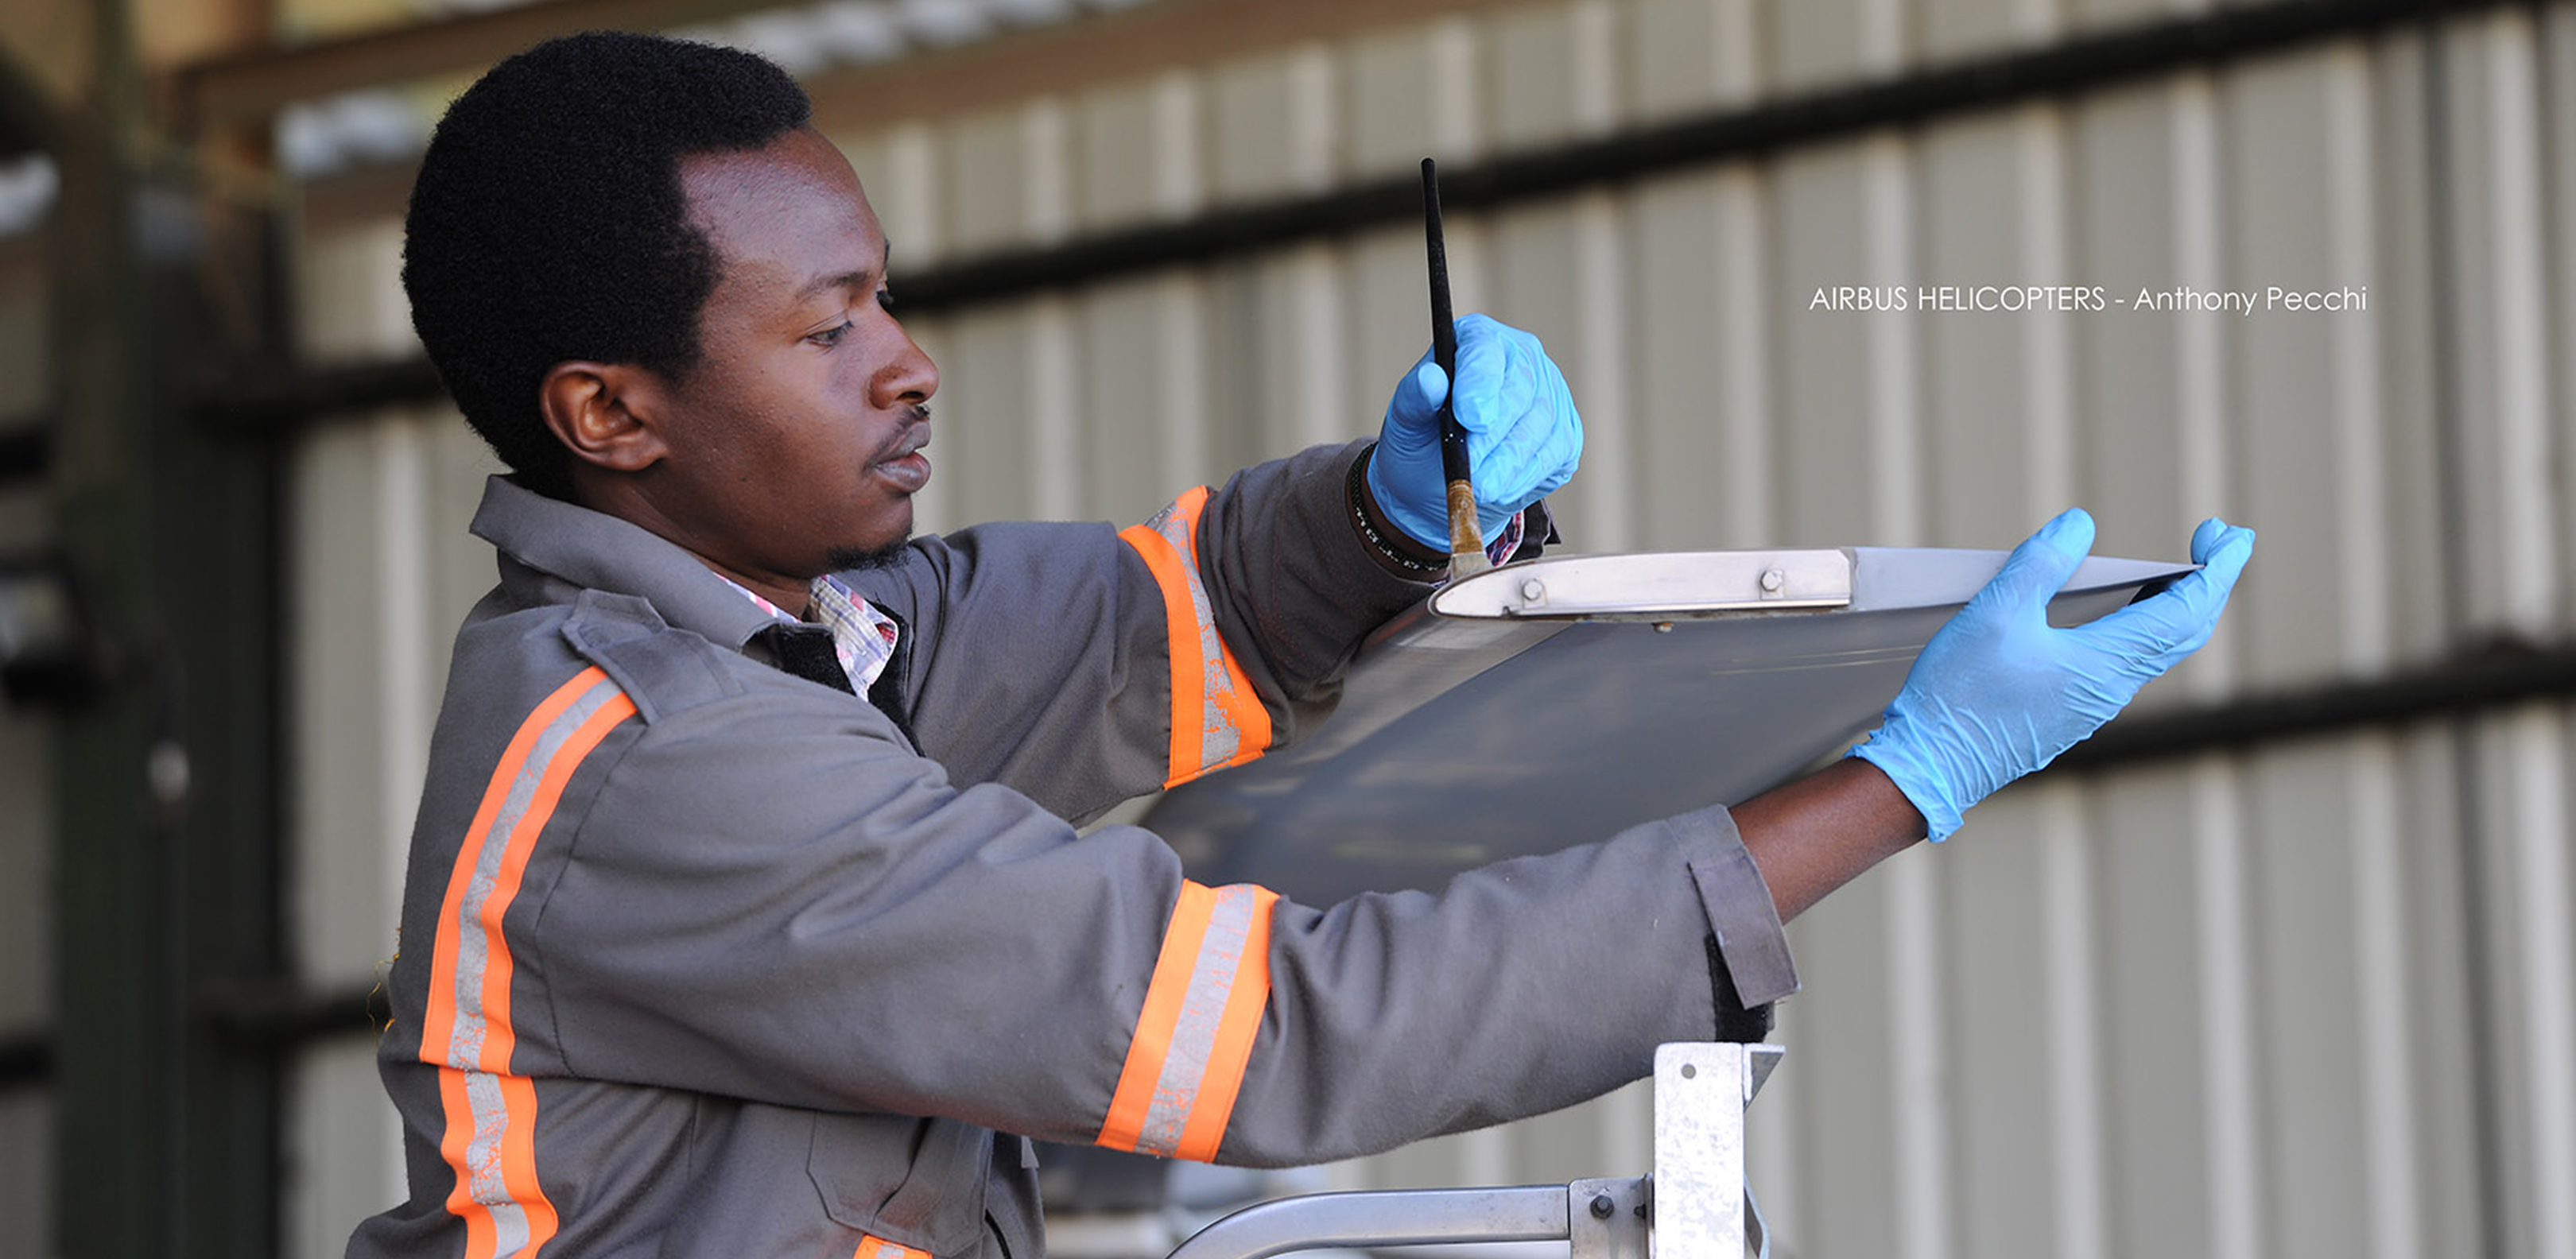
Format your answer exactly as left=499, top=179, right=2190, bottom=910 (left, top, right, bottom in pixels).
left=44, top=0, right=286, bottom=1252
left=48, top=0, right=178, bottom=1249
left=164, top=200, right=289, bottom=1256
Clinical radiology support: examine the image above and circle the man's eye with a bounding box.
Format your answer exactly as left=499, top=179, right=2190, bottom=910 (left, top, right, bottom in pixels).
left=809, top=321, right=853, bottom=347
left=876, top=289, right=896, bottom=312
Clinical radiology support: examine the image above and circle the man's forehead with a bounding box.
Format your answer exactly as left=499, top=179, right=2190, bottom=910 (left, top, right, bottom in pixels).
left=681, top=133, right=886, bottom=287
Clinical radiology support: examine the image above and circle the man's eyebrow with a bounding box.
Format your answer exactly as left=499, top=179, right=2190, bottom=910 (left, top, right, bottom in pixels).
left=797, top=268, right=878, bottom=300
left=795, top=242, right=895, bottom=300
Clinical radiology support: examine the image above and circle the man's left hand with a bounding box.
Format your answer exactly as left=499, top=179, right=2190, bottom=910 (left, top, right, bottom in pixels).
left=1367, top=313, right=1583, bottom=552
left=1849, top=509, right=2256, bottom=839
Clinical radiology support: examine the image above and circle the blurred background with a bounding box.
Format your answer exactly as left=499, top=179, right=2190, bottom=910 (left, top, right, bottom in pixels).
left=1, top=0, right=2573, bottom=1255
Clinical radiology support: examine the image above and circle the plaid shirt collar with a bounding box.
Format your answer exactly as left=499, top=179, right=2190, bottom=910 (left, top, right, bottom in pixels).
left=715, top=571, right=901, bottom=695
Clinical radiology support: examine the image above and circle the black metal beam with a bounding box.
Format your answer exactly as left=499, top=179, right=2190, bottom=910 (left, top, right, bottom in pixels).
left=0, top=421, right=47, bottom=485
left=0, top=45, right=60, bottom=158
left=197, top=354, right=443, bottom=435
left=0, top=1028, right=48, bottom=1091
left=195, top=976, right=390, bottom=1048
left=200, top=0, right=2524, bottom=435
left=2054, top=641, right=2576, bottom=772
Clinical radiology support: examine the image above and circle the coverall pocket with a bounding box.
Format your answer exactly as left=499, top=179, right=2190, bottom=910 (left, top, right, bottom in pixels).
left=810, top=1113, right=995, bottom=1256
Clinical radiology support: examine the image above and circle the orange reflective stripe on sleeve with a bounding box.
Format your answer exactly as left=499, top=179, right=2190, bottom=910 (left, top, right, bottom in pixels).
left=421, top=665, right=636, bottom=1258
left=1096, top=883, right=1214, bottom=1152
left=1119, top=513, right=1207, bottom=782
left=1118, top=486, right=1275, bottom=788
left=854, top=1234, right=934, bottom=1259
left=1174, top=885, right=1275, bottom=1161
left=1096, top=881, right=1280, bottom=1162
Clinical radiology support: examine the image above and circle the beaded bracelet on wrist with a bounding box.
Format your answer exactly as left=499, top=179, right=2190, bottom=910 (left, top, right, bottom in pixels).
left=1347, top=444, right=1449, bottom=578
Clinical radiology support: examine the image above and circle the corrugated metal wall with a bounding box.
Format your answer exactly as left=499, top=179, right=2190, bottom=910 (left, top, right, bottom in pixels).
left=275, top=2, right=2576, bottom=1256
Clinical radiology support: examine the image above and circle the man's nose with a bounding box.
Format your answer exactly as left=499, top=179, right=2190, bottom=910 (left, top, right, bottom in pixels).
left=877, top=327, right=938, bottom=409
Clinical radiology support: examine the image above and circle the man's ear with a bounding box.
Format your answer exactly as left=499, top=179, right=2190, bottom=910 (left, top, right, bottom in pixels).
left=539, top=362, right=669, bottom=473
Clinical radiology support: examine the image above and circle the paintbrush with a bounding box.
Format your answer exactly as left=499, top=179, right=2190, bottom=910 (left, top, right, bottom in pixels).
left=1421, top=157, right=1489, bottom=581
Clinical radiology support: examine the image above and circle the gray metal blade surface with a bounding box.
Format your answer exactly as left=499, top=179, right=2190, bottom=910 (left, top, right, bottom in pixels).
left=1148, top=546, right=2194, bottom=901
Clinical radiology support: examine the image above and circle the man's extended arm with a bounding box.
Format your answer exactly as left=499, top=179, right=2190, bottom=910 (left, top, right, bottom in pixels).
left=1739, top=507, right=2257, bottom=921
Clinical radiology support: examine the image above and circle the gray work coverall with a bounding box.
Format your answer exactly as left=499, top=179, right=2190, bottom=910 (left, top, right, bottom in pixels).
left=347, top=440, right=1796, bottom=1259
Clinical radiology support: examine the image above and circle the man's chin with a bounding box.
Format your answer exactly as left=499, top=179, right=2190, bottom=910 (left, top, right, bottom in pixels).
left=825, top=535, right=913, bottom=572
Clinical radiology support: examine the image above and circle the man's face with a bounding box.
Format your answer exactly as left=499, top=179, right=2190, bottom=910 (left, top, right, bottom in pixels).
left=637, top=127, right=938, bottom=588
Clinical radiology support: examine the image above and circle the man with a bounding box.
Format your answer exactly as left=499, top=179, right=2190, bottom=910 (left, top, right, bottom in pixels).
left=354, top=31, right=2252, bottom=1258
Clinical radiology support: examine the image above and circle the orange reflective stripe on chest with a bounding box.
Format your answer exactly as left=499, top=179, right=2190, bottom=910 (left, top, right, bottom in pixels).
left=1096, top=880, right=1279, bottom=1162
left=420, top=665, right=636, bottom=1258
left=1119, top=486, right=1274, bottom=788
left=854, top=1234, right=934, bottom=1259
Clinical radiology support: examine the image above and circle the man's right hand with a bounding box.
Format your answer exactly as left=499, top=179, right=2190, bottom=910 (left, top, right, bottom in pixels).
left=1847, top=509, right=2256, bottom=840
left=1367, top=314, right=1582, bottom=552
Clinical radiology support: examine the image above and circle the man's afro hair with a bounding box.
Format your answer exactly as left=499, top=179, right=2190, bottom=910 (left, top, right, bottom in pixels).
left=403, top=31, right=813, bottom=498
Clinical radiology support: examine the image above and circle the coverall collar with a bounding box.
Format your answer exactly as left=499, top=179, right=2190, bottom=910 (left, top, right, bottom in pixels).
left=469, top=474, right=782, bottom=653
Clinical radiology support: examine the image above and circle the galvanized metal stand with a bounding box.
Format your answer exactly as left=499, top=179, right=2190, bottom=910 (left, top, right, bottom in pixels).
left=1163, top=1043, right=1785, bottom=1259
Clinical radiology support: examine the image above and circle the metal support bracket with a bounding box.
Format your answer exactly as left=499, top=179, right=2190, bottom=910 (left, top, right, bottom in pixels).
left=1568, top=1176, right=1649, bottom=1259
left=1162, top=1043, right=1784, bottom=1259
left=1649, top=1043, right=1783, bottom=1259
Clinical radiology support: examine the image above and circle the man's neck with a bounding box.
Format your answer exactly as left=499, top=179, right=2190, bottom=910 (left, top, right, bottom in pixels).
left=571, top=475, right=816, bottom=613
left=716, top=564, right=813, bottom=619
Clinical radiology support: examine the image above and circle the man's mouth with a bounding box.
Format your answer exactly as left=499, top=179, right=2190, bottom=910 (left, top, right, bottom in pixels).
left=873, top=424, right=932, bottom=493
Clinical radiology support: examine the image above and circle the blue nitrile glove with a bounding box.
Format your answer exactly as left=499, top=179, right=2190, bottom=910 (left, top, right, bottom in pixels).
left=1849, top=509, right=2256, bottom=840
left=1366, top=313, right=1584, bottom=552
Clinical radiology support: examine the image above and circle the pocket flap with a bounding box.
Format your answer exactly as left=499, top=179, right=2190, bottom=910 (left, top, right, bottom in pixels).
left=810, top=1114, right=995, bottom=1255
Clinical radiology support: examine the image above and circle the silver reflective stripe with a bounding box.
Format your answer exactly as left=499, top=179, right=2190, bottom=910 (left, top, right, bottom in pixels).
left=440, top=673, right=620, bottom=1245
left=1148, top=503, right=1247, bottom=770
left=463, top=1068, right=532, bottom=1253
left=1133, top=884, right=1263, bottom=1156
left=444, top=676, right=623, bottom=1071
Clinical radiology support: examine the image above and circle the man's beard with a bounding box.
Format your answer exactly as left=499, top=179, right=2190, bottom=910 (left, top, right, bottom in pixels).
left=826, top=536, right=913, bottom=571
